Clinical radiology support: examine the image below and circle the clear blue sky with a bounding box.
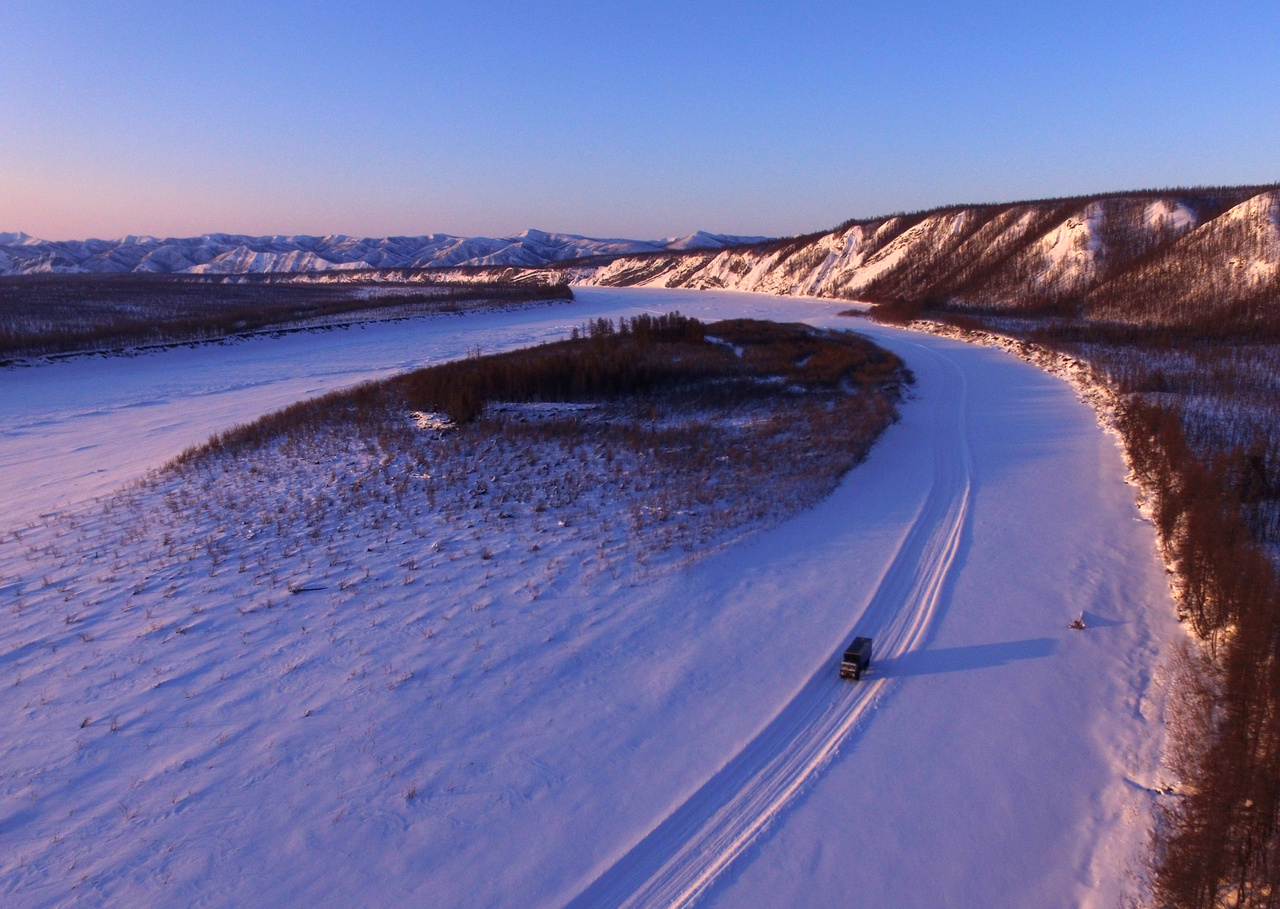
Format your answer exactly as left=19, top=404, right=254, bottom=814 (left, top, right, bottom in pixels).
left=3, top=1, right=1278, bottom=241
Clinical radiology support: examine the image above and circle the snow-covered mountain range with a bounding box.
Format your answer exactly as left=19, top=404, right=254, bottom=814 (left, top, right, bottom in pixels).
left=8, top=184, right=1277, bottom=331
left=0, top=229, right=766, bottom=276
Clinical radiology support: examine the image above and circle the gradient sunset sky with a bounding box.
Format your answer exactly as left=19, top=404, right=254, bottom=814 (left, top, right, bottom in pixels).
left=3, top=1, right=1277, bottom=241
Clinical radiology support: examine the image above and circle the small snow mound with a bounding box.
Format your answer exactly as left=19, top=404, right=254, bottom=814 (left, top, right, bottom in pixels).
left=410, top=411, right=454, bottom=432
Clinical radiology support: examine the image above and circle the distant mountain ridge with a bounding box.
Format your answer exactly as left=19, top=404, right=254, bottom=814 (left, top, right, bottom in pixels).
left=0, top=228, right=767, bottom=276
left=8, top=184, right=1279, bottom=333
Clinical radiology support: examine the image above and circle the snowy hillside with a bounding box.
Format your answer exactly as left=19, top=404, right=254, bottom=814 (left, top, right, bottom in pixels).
left=0, top=229, right=768, bottom=276
left=574, top=185, right=1280, bottom=329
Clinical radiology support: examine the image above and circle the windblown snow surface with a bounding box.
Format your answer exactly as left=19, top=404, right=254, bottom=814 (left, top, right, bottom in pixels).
left=0, top=288, right=1180, bottom=908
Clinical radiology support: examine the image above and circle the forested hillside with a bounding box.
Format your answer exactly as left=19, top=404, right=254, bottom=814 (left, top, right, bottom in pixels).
left=581, top=185, right=1280, bottom=334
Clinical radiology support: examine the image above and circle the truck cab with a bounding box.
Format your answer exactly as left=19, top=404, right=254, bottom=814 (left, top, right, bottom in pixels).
left=840, top=636, right=873, bottom=680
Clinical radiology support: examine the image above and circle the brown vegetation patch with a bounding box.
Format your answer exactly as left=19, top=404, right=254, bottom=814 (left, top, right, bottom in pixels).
left=176, top=315, right=907, bottom=574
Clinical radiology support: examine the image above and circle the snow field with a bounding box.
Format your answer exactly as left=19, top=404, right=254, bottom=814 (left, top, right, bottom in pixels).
left=568, top=340, right=972, bottom=909
left=0, top=288, right=1182, bottom=908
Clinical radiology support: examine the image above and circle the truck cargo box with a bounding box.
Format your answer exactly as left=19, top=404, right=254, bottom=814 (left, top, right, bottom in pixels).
left=840, top=636, right=873, bottom=680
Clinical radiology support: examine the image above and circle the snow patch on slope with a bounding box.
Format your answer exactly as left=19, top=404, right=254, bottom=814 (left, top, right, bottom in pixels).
left=1196, top=190, right=1280, bottom=287
left=1029, top=203, right=1105, bottom=292
left=1144, top=200, right=1196, bottom=233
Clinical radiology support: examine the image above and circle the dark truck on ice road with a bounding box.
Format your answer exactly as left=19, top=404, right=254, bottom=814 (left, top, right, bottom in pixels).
left=840, top=636, right=873, bottom=680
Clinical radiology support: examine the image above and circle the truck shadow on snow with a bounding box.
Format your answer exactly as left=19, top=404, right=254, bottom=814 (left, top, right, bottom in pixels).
left=876, top=637, right=1057, bottom=677
left=1078, top=610, right=1127, bottom=629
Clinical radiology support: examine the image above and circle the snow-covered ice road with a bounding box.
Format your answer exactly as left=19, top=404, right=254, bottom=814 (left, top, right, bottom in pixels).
left=568, top=341, right=973, bottom=909
left=0, top=288, right=1180, bottom=909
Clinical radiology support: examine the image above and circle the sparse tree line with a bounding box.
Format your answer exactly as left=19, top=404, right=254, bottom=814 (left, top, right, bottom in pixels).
left=398, top=314, right=903, bottom=425
left=193, top=314, right=907, bottom=463
left=0, top=274, right=572, bottom=360
left=1115, top=398, right=1280, bottom=909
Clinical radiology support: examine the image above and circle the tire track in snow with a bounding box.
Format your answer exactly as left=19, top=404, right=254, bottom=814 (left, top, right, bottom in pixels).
left=565, top=342, right=973, bottom=909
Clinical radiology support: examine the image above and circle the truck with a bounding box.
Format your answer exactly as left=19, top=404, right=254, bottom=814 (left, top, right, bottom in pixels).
left=840, top=636, right=873, bottom=680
